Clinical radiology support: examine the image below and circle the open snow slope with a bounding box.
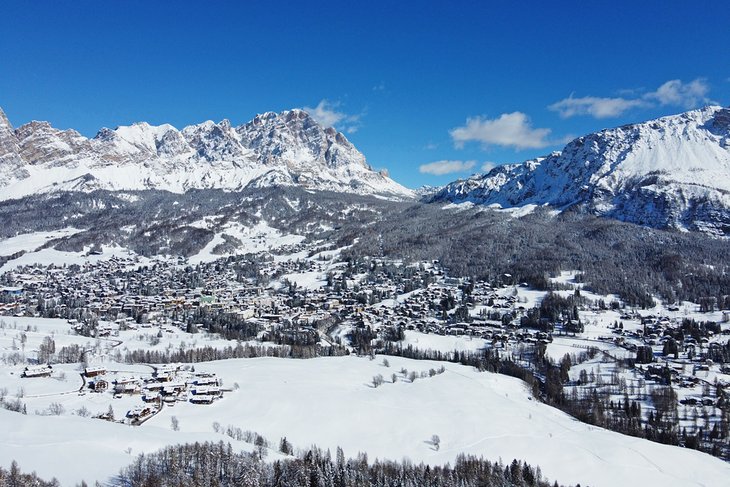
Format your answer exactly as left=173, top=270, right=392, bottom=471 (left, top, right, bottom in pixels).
left=138, top=356, right=729, bottom=487
left=1, top=354, right=729, bottom=486
left=0, top=408, right=261, bottom=486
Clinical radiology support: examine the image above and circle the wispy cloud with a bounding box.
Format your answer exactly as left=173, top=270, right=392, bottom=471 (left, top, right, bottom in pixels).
left=302, top=99, right=361, bottom=133
left=549, top=95, right=646, bottom=119
left=419, top=159, right=476, bottom=176
left=450, top=112, right=552, bottom=150
left=550, top=78, right=711, bottom=119
left=481, top=161, right=497, bottom=172
left=645, top=78, right=710, bottom=108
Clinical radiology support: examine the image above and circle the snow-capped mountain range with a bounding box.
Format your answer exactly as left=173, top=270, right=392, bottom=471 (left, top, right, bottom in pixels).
left=431, top=106, right=730, bottom=235
left=0, top=107, right=413, bottom=200
left=3, top=105, right=730, bottom=235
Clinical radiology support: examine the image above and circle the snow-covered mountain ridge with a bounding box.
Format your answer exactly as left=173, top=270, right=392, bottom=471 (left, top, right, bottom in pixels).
left=0, top=107, right=413, bottom=200
left=431, top=106, right=730, bottom=235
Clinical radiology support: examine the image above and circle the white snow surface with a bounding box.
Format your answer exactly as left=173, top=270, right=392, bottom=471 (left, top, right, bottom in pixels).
left=0, top=228, right=82, bottom=257
left=131, top=356, right=729, bottom=487
left=0, top=244, right=145, bottom=274
left=0, top=408, right=261, bottom=486
left=187, top=220, right=305, bottom=264
left=401, top=330, right=489, bottom=354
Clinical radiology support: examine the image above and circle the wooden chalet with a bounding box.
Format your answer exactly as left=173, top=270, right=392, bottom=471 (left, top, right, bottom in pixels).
left=22, top=364, right=52, bottom=378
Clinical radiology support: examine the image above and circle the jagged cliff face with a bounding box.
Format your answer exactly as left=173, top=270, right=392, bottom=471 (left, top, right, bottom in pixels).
left=0, top=108, right=413, bottom=200
left=432, top=106, right=730, bottom=235
left=0, top=109, right=27, bottom=186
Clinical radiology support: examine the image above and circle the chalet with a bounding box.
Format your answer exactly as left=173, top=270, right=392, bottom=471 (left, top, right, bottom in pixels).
left=193, top=376, right=220, bottom=387
left=84, top=366, right=106, bottom=378
left=153, top=364, right=179, bottom=381
left=1, top=287, right=23, bottom=296
left=89, top=378, right=108, bottom=392
left=190, top=394, right=215, bottom=404
left=161, top=382, right=187, bottom=397
left=126, top=406, right=155, bottom=420
left=22, top=364, right=52, bottom=378
left=143, top=382, right=165, bottom=391
left=192, top=385, right=222, bottom=397
left=447, top=324, right=469, bottom=336
left=97, top=325, right=113, bottom=337
left=113, top=377, right=142, bottom=394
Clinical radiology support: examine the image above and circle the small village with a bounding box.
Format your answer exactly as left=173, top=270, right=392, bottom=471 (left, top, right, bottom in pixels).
left=17, top=360, right=225, bottom=426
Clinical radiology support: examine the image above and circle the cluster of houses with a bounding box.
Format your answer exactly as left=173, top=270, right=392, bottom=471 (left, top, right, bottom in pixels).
left=0, top=254, right=355, bottom=338
left=81, top=364, right=224, bottom=423
left=606, top=314, right=728, bottom=364
left=344, top=276, right=553, bottom=349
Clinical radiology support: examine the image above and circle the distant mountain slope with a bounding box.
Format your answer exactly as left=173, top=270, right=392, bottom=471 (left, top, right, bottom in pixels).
left=431, top=106, right=730, bottom=235
left=0, top=107, right=413, bottom=200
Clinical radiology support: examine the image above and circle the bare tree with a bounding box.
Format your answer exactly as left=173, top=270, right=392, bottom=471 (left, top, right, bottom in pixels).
left=47, top=402, right=65, bottom=416
left=431, top=434, right=441, bottom=450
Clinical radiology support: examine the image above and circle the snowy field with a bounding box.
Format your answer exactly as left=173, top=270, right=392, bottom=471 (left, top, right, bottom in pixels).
left=0, top=317, right=94, bottom=358
left=0, top=244, right=149, bottom=274
left=0, top=407, right=263, bottom=486
left=281, top=270, right=327, bottom=290
left=545, top=336, right=632, bottom=362
left=0, top=228, right=82, bottom=257
left=187, top=220, right=305, bottom=264
left=0, top=316, right=253, bottom=364
left=401, top=330, right=490, bottom=354
left=3, top=355, right=730, bottom=485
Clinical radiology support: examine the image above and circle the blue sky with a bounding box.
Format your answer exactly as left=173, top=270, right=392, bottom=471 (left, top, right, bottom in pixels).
left=1, top=1, right=728, bottom=188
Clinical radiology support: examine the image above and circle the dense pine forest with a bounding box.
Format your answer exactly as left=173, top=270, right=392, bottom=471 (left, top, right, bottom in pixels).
left=115, top=441, right=575, bottom=487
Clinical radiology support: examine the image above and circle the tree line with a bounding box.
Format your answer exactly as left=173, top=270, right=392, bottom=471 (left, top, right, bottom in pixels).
left=116, top=440, right=576, bottom=487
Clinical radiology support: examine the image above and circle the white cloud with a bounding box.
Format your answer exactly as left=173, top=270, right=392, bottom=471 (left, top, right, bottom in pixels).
left=481, top=161, right=497, bottom=173
left=549, top=95, right=646, bottom=119
left=302, top=99, right=361, bottom=133
left=644, top=78, right=710, bottom=108
left=419, top=159, right=476, bottom=176
left=450, top=112, right=552, bottom=150
left=550, top=78, right=711, bottom=119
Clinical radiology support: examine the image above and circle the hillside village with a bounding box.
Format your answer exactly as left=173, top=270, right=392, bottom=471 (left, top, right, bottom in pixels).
left=0, top=241, right=729, bottom=461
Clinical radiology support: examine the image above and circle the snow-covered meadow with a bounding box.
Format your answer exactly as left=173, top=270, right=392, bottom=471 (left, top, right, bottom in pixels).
left=4, top=354, right=729, bottom=486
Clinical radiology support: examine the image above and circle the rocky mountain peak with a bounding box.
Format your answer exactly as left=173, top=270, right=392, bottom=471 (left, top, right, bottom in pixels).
left=0, top=107, right=12, bottom=130
left=431, top=106, right=730, bottom=235
left=0, top=107, right=413, bottom=200
left=709, top=107, right=730, bottom=133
